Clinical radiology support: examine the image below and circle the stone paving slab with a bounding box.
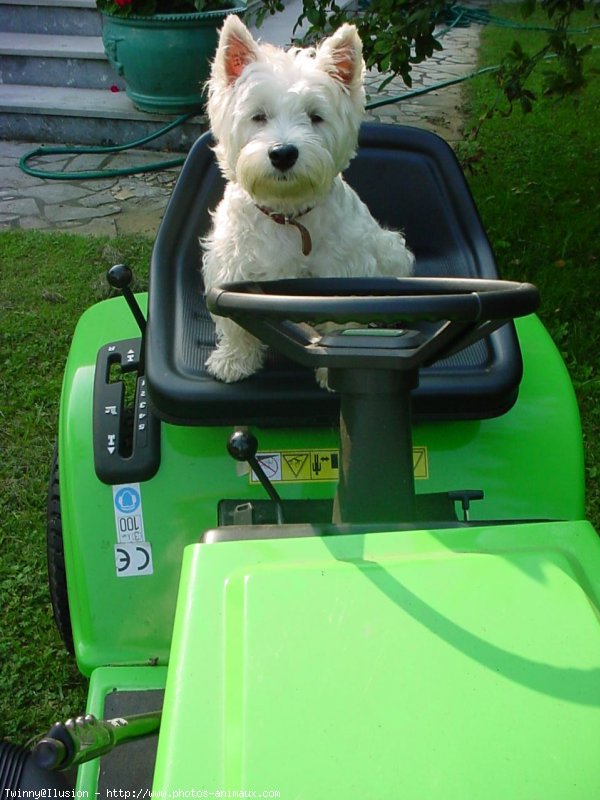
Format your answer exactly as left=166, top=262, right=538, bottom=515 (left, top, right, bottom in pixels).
left=0, top=12, right=486, bottom=238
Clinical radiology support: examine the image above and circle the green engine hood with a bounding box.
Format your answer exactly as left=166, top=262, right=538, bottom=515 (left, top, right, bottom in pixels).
left=154, top=520, right=600, bottom=799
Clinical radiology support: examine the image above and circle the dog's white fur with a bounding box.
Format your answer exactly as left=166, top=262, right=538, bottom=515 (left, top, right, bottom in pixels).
left=202, top=16, right=414, bottom=383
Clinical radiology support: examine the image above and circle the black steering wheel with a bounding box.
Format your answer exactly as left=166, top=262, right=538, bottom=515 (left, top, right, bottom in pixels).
left=206, top=277, right=539, bottom=371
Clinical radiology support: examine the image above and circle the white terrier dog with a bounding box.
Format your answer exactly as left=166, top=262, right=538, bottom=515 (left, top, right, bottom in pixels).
left=202, top=15, right=414, bottom=384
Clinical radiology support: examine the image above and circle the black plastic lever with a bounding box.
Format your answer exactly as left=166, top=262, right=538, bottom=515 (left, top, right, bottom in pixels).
left=107, top=264, right=147, bottom=339
left=448, top=489, right=485, bottom=521
left=227, top=429, right=285, bottom=524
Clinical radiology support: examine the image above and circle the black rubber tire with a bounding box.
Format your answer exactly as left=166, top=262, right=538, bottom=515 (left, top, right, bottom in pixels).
left=46, top=444, right=74, bottom=655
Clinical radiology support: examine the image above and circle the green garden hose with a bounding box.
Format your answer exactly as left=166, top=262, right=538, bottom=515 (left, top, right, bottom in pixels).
left=365, top=65, right=498, bottom=111
left=19, top=112, right=195, bottom=180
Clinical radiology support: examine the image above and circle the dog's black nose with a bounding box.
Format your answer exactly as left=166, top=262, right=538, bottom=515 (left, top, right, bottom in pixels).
left=268, top=144, right=299, bottom=172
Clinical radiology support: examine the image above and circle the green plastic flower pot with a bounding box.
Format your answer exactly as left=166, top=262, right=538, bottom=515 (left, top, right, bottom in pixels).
left=101, top=8, right=244, bottom=114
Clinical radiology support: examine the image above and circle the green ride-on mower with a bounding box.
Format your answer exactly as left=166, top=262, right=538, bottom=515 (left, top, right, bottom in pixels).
left=3, top=124, right=600, bottom=799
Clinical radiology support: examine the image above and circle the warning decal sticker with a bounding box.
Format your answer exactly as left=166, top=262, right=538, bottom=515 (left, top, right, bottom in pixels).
left=413, top=447, right=429, bottom=479
left=250, top=447, right=428, bottom=484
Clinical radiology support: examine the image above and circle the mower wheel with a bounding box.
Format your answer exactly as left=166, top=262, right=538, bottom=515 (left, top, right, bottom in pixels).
left=46, top=445, right=74, bottom=654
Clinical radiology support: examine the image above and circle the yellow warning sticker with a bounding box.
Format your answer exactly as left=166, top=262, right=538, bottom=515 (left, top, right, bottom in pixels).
left=281, top=452, right=311, bottom=481
left=250, top=447, right=428, bottom=484
left=413, top=446, right=429, bottom=479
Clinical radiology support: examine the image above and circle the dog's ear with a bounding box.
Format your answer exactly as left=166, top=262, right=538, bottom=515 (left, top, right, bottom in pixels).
left=316, top=24, right=364, bottom=89
left=213, top=15, right=260, bottom=86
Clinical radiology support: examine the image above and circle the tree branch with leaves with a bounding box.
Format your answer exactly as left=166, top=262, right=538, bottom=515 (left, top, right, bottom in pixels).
left=254, top=0, right=598, bottom=111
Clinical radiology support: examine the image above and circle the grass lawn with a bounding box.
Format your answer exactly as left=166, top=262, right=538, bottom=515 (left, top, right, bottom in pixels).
left=0, top=3, right=598, bottom=748
left=0, top=233, right=152, bottom=741
left=463, top=3, right=599, bottom=525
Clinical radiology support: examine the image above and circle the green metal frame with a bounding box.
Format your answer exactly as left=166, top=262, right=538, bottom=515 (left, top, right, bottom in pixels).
left=57, top=294, right=585, bottom=675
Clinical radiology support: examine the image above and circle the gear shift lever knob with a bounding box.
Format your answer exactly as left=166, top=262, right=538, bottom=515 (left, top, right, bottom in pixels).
left=107, top=263, right=133, bottom=291
left=106, top=264, right=146, bottom=338
left=227, top=428, right=284, bottom=524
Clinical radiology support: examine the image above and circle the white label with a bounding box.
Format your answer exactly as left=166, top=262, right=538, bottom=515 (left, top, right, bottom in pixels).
left=112, top=484, right=153, bottom=577
left=114, top=542, right=153, bottom=577
left=112, top=484, right=145, bottom=543
left=250, top=452, right=282, bottom=482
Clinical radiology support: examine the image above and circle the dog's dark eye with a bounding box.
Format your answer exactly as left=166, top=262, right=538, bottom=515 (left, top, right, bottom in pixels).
left=252, top=112, right=267, bottom=123
left=309, top=113, right=324, bottom=124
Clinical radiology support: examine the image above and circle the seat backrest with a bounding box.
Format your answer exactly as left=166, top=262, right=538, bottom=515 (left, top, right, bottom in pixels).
left=146, top=124, right=521, bottom=426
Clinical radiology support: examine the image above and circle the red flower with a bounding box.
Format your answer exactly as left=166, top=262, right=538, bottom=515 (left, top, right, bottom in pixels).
left=115, top=0, right=132, bottom=6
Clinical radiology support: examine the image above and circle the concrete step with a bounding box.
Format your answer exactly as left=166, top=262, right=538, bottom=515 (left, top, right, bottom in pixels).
left=0, top=0, right=101, bottom=35
left=0, top=32, right=123, bottom=88
left=0, top=84, right=206, bottom=150
left=0, top=0, right=299, bottom=148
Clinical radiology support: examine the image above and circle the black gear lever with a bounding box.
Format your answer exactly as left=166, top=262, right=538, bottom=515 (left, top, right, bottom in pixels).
left=107, top=264, right=147, bottom=338
left=227, top=429, right=284, bottom=524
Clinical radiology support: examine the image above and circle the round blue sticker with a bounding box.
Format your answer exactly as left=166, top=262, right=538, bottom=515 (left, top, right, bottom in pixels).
left=114, top=486, right=140, bottom=514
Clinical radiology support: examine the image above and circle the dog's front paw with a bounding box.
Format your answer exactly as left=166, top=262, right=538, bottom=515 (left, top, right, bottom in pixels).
left=205, top=343, right=265, bottom=383
left=315, top=367, right=335, bottom=392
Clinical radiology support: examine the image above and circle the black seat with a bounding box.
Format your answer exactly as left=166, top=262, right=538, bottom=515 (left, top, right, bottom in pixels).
left=146, top=123, right=522, bottom=426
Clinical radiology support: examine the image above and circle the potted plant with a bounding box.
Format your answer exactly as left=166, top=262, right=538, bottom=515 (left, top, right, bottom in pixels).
left=97, top=0, right=246, bottom=114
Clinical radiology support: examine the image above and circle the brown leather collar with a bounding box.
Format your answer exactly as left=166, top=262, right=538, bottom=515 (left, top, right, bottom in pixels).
left=257, top=205, right=313, bottom=256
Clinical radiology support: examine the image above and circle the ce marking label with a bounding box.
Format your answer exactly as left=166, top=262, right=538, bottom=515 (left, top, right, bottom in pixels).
left=114, top=542, right=153, bottom=577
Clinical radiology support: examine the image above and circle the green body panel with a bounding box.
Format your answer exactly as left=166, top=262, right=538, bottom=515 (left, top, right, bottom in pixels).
left=75, top=666, right=167, bottom=797
left=58, top=294, right=585, bottom=674
left=154, top=521, right=600, bottom=799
